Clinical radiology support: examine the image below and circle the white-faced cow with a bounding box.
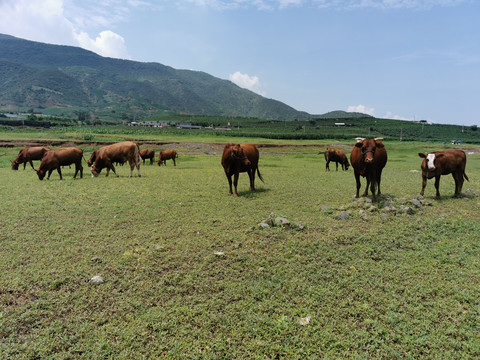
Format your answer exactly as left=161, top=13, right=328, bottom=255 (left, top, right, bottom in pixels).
left=11, top=146, right=50, bottom=170
left=91, top=141, right=141, bottom=178
left=418, top=149, right=469, bottom=198
left=35, top=147, right=83, bottom=180
left=221, top=143, right=264, bottom=197
left=323, top=148, right=350, bottom=171
left=350, top=138, right=387, bottom=203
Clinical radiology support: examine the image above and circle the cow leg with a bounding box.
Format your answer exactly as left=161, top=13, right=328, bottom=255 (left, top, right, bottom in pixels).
left=434, top=175, right=441, bottom=199
left=326, top=160, right=330, bottom=171
left=363, top=177, right=370, bottom=197
left=110, top=164, right=118, bottom=177
left=173, top=158, right=176, bottom=166
left=47, top=169, right=54, bottom=180
left=453, top=172, right=463, bottom=197
left=248, top=168, right=255, bottom=192
left=56, top=167, right=63, bottom=180
left=420, top=175, right=427, bottom=196
left=233, top=173, right=240, bottom=197
left=370, top=178, right=377, bottom=203
left=376, top=169, right=383, bottom=195
left=354, top=171, right=361, bottom=198
left=336, top=162, right=339, bottom=171
left=29, top=160, right=35, bottom=170
left=226, top=174, right=233, bottom=195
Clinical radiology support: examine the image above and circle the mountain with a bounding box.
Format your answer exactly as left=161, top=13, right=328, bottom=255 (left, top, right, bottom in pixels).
left=0, top=34, right=312, bottom=121
left=313, top=110, right=374, bottom=119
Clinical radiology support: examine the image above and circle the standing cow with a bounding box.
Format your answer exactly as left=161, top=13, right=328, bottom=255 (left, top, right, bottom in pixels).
left=221, top=143, right=264, bottom=197
left=418, top=149, right=469, bottom=198
left=35, top=147, right=83, bottom=180
left=323, top=148, right=350, bottom=171
left=139, top=149, right=155, bottom=165
left=350, top=138, right=387, bottom=203
left=157, top=150, right=178, bottom=166
left=11, top=146, right=50, bottom=170
left=91, top=141, right=141, bottom=178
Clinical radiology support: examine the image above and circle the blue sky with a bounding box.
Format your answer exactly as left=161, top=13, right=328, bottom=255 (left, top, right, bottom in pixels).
left=1, top=0, right=479, bottom=125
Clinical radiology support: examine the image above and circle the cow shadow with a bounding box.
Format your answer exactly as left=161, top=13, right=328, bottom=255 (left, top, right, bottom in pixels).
left=236, top=188, right=270, bottom=198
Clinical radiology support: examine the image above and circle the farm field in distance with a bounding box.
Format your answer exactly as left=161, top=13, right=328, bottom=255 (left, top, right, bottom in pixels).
left=1, top=129, right=480, bottom=358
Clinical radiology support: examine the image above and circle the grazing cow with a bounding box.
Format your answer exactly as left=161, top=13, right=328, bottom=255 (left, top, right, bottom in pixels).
left=221, top=143, right=264, bottom=197
left=139, top=149, right=155, bottom=165
left=11, top=146, right=50, bottom=170
left=87, top=149, right=98, bottom=166
left=91, top=141, right=141, bottom=178
left=323, top=148, right=350, bottom=171
left=157, top=150, right=178, bottom=166
left=418, top=149, right=469, bottom=198
left=350, top=138, right=387, bottom=203
left=35, top=147, right=83, bottom=180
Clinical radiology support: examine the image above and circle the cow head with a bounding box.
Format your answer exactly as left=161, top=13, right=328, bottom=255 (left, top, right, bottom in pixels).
left=355, top=138, right=384, bottom=164
left=35, top=168, right=46, bottom=180
left=231, top=144, right=251, bottom=167
left=11, top=161, right=19, bottom=170
left=418, top=152, right=443, bottom=171
left=91, top=165, right=101, bottom=177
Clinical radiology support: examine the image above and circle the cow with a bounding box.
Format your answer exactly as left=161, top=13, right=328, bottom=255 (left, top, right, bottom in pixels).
left=139, top=149, right=155, bottom=165
left=350, top=138, right=387, bottom=203
left=221, top=143, right=264, bottom=197
left=157, top=150, right=178, bottom=166
left=418, top=149, right=469, bottom=198
left=323, top=148, right=350, bottom=171
left=35, top=147, right=83, bottom=180
left=91, top=141, right=141, bottom=178
left=11, top=146, right=50, bottom=170
left=87, top=149, right=98, bottom=166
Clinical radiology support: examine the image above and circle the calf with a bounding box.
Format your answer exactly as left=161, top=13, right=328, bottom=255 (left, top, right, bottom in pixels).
left=11, top=146, right=50, bottom=170
left=418, top=149, right=469, bottom=198
left=35, top=148, right=83, bottom=180
left=323, top=148, right=350, bottom=171
left=157, top=150, right=178, bottom=166
left=140, top=149, right=155, bottom=165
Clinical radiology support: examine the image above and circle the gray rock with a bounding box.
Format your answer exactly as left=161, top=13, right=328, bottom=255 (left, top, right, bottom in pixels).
left=409, top=199, right=422, bottom=208
left=259, top=222, right=271, bottom=229
left=359, top=209, right=368, bottom=218
left=336, top=211, right=350, bottom=220
left=90, top=275, right=104, bottom=284
left=274, top=217, right=291, bottom=227
left=294, top=222, right=305, bottom=230
left=320, top=205, right=330, bottom=211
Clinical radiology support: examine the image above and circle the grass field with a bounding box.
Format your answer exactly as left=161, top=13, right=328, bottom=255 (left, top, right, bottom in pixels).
left=1, top=138, right=480, bottom=359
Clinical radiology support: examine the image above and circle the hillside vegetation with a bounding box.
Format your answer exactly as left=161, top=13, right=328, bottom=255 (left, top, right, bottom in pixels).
left=0, top=34, right=310, bottom=121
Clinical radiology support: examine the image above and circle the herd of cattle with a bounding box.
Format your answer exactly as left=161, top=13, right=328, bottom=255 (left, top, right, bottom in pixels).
left=10, top=138, right=470, bottom=201
left=10, top=141, right=178, bottom=180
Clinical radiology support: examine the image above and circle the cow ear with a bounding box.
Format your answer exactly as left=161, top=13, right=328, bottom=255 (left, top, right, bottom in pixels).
left=355, top=142, right=363, bottom=148
left=418, top=153, right=426, bottom=158
left=375, top=142, right=384, bottom=148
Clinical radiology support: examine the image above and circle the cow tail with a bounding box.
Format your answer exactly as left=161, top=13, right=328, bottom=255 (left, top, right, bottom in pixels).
left=135, top=144, right=142, bottom=166
left=257, top=167, right=264, bottom=183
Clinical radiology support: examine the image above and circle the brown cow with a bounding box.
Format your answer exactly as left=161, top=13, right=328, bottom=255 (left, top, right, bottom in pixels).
left=87, top=149, right=98, bottom=166
left=418, top=149, right=469, bottom=198
left=35, top=147, right=83, bottom=180
left=350, top=138, right=387, bottom=203
left=91, top=141, right=141, bottom=178
left=140, top=149, right=155, bottom=165
left=323, top=148, right=350, bottom=171
left=157, top=150, right=178, bottom=166
left=221, top=143, right=264, bottom=197
left=11, top=146, right=50, bottom=170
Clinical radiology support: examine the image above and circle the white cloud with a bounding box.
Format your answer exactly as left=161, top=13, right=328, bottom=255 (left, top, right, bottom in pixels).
left=0, top=0, right=131, bottom=59
left=347, top=104, right=375, bottom=116
left=229, top=71, right=266, bottom=96
left=75, top=30, right=130, bottom=59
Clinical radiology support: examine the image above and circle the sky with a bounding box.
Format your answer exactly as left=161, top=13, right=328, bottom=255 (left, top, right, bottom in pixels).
left=0, top=0, right=479, bottom=126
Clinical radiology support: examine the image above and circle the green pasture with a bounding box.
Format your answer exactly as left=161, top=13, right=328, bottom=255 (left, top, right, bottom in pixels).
left=1, top=140, right=480, bottom=359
